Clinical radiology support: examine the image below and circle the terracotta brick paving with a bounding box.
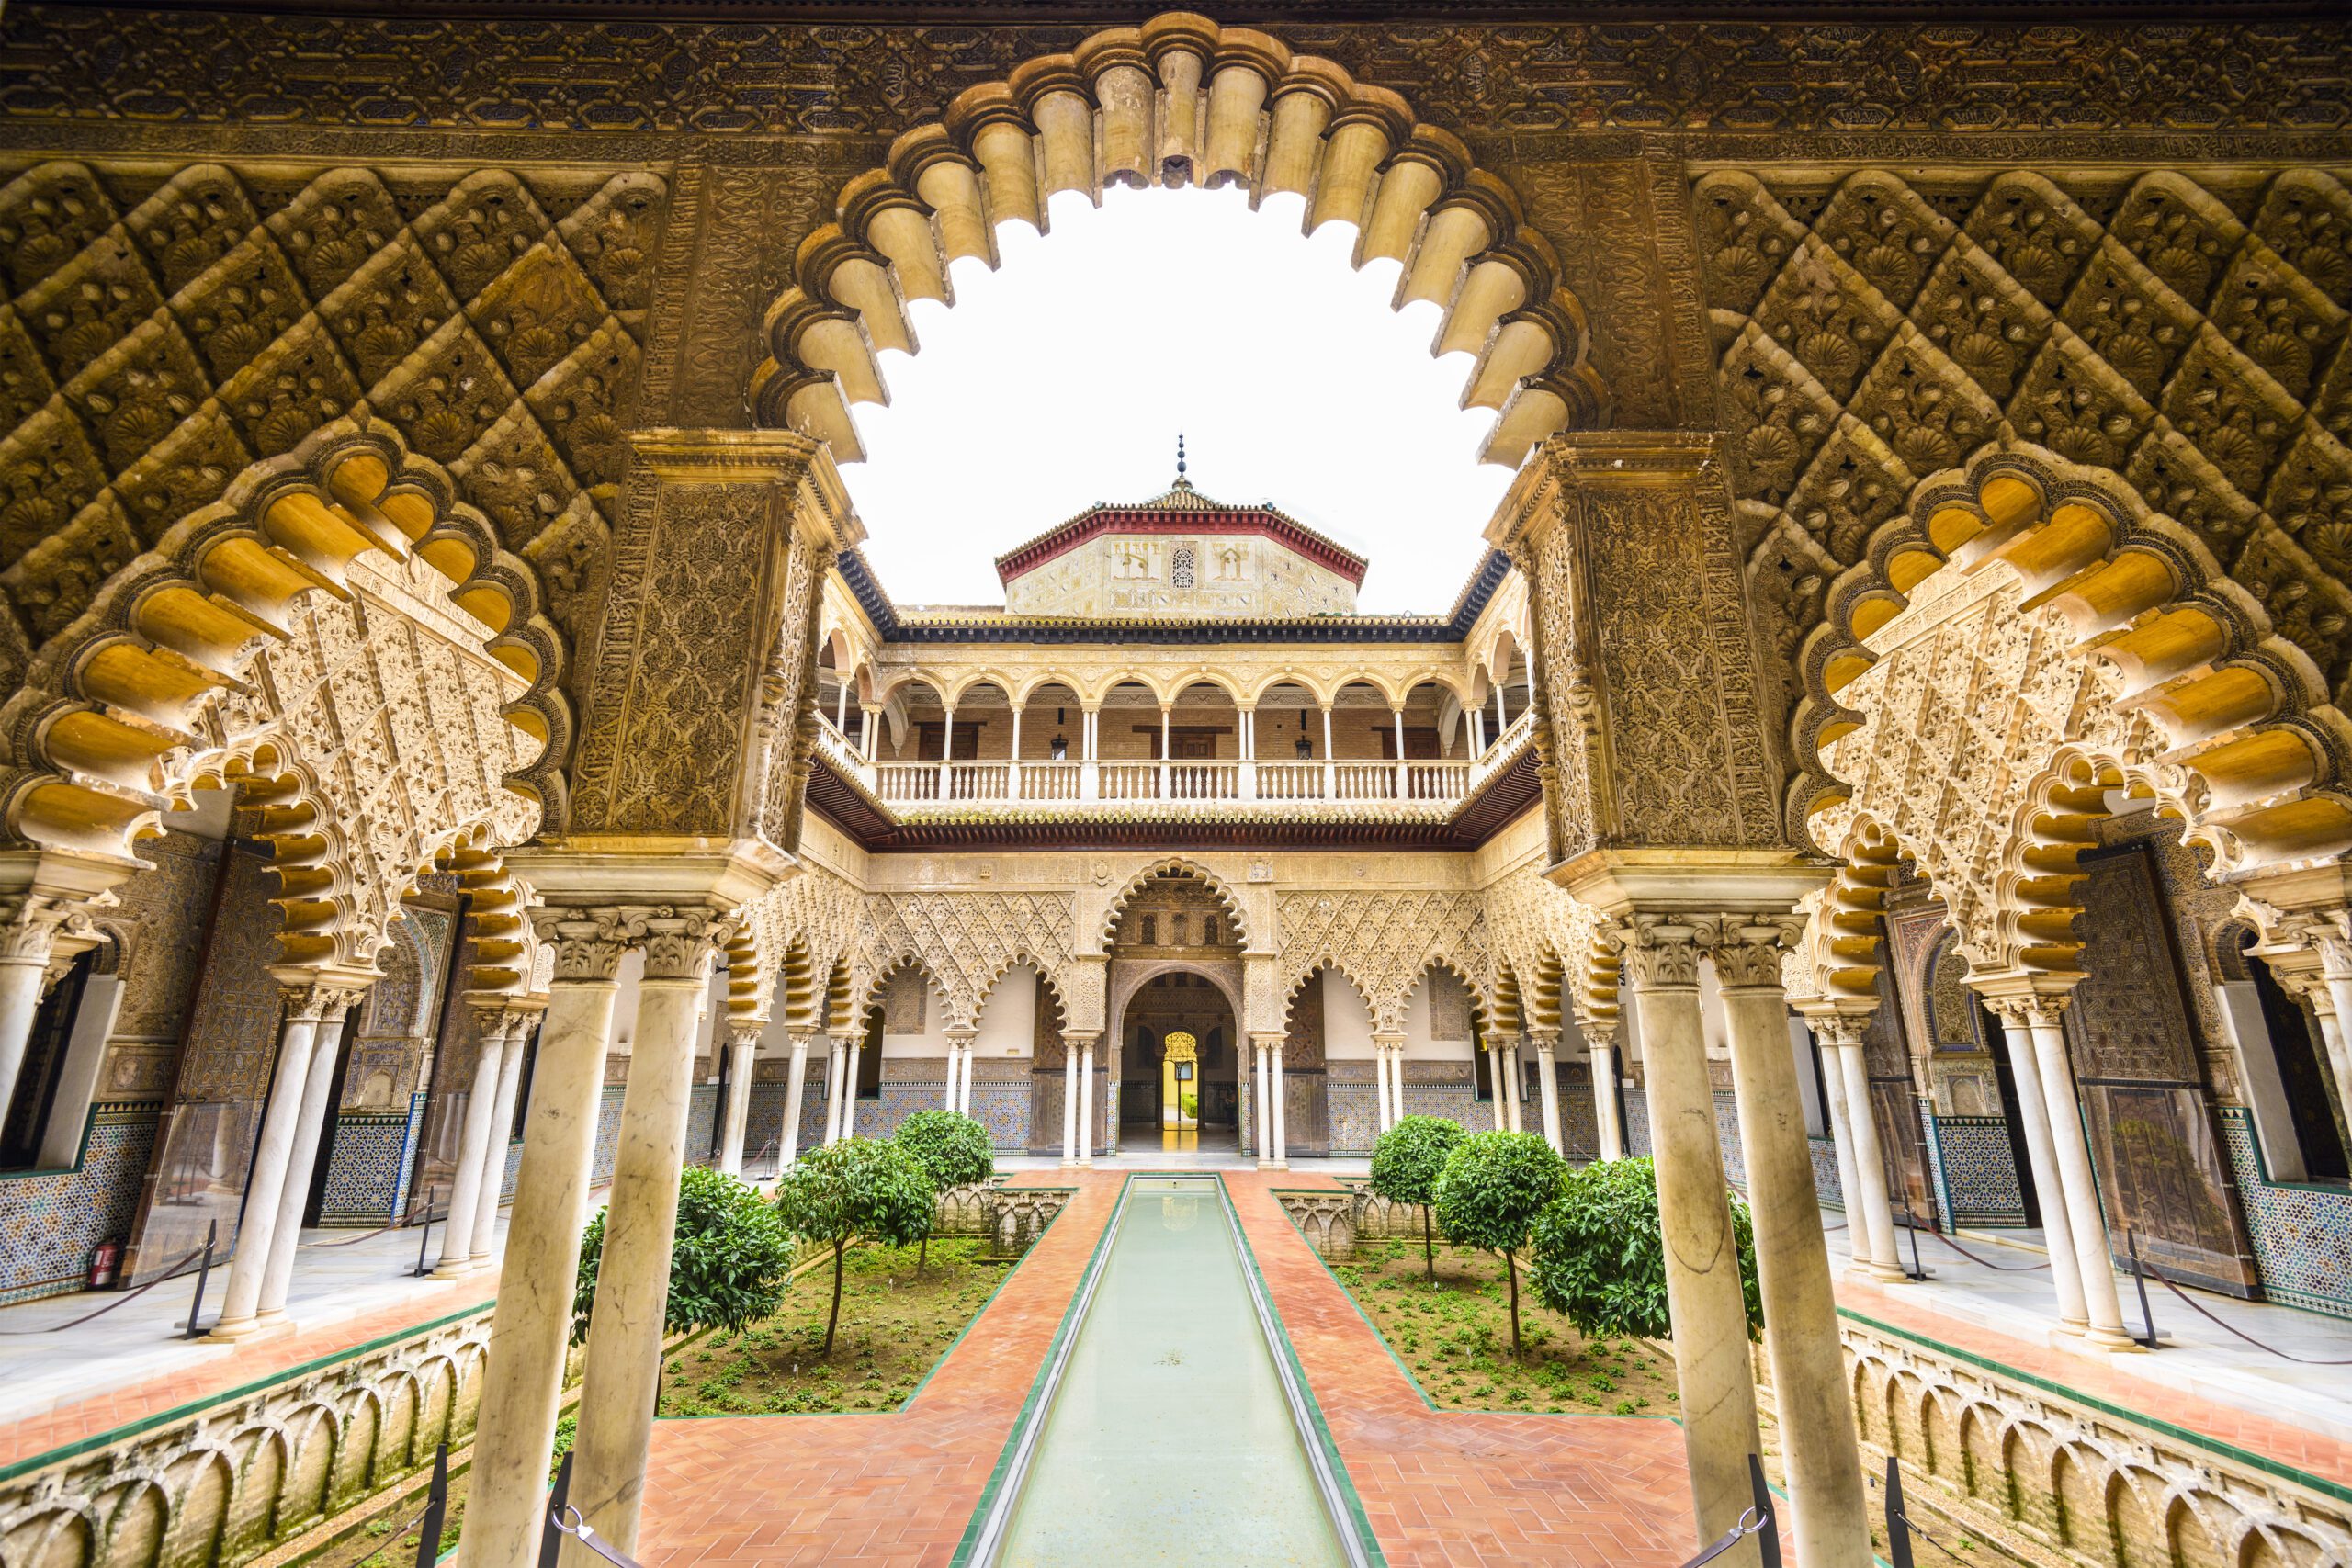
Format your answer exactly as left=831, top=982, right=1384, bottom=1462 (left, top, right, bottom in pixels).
left=637, top=1172, right=1124, bottom=1568
left=0, top=1279, right=495, bottom=1471
left=1226, top=1170, right=1702, bottom=1568
left=1836, top=1275, right=2352, bottom=1488
left=640, top=1170, right=1712, bottom=1568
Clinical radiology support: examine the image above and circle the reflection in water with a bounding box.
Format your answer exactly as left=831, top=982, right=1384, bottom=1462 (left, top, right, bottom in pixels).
left=1159, top=1128, right=1199, bottom=1153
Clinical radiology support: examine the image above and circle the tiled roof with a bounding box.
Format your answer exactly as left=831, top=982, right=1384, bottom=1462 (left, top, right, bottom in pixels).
left=989, top=479, right=1370, bottom=588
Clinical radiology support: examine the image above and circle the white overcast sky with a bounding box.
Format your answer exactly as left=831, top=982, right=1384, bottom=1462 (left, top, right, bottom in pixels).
left=838, top=184, right=1514, bottom=615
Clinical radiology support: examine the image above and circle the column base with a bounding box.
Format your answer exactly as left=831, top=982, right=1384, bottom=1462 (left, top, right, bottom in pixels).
left=2082, top=1324, right=2149, bottom=1352
left=430, top=1259, right=479, bottom=1281
left=1272, top=1159, right=1288, bottom=1170
left=199, top=1318, right=261, bottom=1344
left=1848, top=1262, right=1910, bottom=1286
left=252, top=1307, right=289, bottom=1328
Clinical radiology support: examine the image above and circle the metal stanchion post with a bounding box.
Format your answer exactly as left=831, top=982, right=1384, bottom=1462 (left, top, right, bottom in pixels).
left=413, top=1187, right=437, bottom=1277
left=182, top=1220, right=217, bottom=1340
left=1884, top=1457, right=1915, bottom=1568
left=538, top=1449, right=574, bottom=1568
left=413, top=1443, right=449, bottom=1568
left=1747, top=1452, right=1781, bottom=1568
left=2126, top=1227, right=2160, bottom=1348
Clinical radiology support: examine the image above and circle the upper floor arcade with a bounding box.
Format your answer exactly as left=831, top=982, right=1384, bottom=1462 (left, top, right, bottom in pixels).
left=806, top=473, right=1538, bottom=847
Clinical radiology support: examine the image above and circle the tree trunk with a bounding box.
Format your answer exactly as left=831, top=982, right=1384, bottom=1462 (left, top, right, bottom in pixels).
left=823, top=1237, right=847, bottom=1353
left=918, top=1230, right=930, bottom=1275
left=1421, top=1205, right=1435, bottom=1281
left=1504, top=1248, right=1521, bottom=1356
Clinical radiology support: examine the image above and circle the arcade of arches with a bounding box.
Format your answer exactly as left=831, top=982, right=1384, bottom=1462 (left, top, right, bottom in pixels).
left=0, top=6, right=2350, bottom=1568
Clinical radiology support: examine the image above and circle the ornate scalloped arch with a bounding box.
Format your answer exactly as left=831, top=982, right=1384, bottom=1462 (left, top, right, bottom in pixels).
left=1095, top=856, right=1248, bottom=953
left=751, top=12, right=1605, bottom=469
left=1792, top=445, right=2352, bottom=860
left=1279, top=959, right=1374, bottom=1033
left=0, top=424, right=552, bottom=967
left=973, top=950, right=1069, bottom=1025
left=1401, top=953, right=1492, bottom=1040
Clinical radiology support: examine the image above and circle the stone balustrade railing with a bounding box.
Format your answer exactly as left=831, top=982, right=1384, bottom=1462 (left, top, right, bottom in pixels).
left=0, top=1302, right=498, bottom=1568
left=1273, top=1189, right=2352, bottom=1568
left=815, top=708, right=1532, bottom=818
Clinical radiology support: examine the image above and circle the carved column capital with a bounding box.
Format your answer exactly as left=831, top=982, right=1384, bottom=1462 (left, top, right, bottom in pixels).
left=1611, top=914, right=1703, bottom=991
left=1524, top=1025, right=1563, bottom=1055
left=1692, top=912, right=1804, bottom=992
left=636, top=905, right=734, bottom=984
left=527, top=906, right=639, bottom=983
left=726, top=1019, right=765, bottom=1049
left=1972, top=977, right=2073, bottom=1032
left=0, top=891, right=82, bottom=964
left=1810, top=1011, right=1871, bottom=1051
left=274, top=969, right=374, bottom=1024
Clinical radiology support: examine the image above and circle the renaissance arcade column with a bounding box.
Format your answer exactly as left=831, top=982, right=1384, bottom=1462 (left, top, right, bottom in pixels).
left=209, top=971, right=370, bottom=1340
left=439, top=1005, right=522, bottom=1278
left=1976, top=992, right=2089, bottom=1330
left=779, top=1032, right=815, bottom=1166
left=1528, top=1026, right=1564, bottom=1153
left=1616, top=917, right=1761, bottom=1556
left=459, top=912, right=631, bottom=1568
left=1072, top=1032, right=1098, bottom=1164
left=2021, top=992, right=2135, bottom=1348
left=1253, top=1036, right=1272, bottom=1167
left=718, top=1021, right=760, bottom=1174
left=1795, top=1008, right=1877, bottom=1276
left=1260, top=1032, right=1290, bottom=1168
left=1817, top=1015, right=1905, bottom=1285
left=1588, top=1024, right=1625, bottom=1160
left=0, top=894, right=77, bottom=1122
left=1706, top=917, right=1870, bottom=1568
left=823, top=1034, right=850, bottom=1144
left=468, top=1006, right=537, bottom=1269
left=570, top=908, right=729, bottom=1563
left=1061, top=1034, right=1081, bottom=1166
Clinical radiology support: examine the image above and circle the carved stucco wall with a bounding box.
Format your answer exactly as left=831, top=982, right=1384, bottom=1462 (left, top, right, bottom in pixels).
left=1702, top=166, right=2352, bottom=821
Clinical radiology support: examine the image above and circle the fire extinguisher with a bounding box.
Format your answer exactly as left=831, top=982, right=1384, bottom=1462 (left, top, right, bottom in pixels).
left=88, top=1239, right=122, bottom=1290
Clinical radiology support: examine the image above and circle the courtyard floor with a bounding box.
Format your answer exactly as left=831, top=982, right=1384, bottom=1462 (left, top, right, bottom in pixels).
left=8, top=1158, right=2352, bottom=1564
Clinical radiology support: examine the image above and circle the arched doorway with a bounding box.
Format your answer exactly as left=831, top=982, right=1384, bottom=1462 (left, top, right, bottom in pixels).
left=1106, top=869, right=1245, bottom=1154
left=1117, top=973, right=1238, bottom=1152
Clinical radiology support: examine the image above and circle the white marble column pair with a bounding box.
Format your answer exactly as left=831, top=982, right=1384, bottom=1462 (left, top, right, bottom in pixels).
left=0, top=894, right=86, bottom=1125
left=1588, top=1032, right=1626, bottom=1160
left=208, top=969, right=374, bottom=1340
left=1981, top=988, right=2134, bottom=1349
left=1529, top=1028, right=1564, bottom=1153
left=824, top=1031, right=865, bottom=1142
left=944, top=1030, right=978, bottom=1114
left=1067, top=1032, right=1098, bottom=1164
left=1253, top=1033, right=1287, bottom=1168
left=435, top=1003, right=539, bottom=1277
left=778, top=1032, right=816, bottom=1166
left=1370, top=1031, right=1406, bottom=1132
left=1703, top=916, right=1872, bottom=1568
left=461, top=904, right=704, bottom=1568
left=1805, top=1012, right=1905, bottom=1286
left=717, top=1021, right=761, bottom=1175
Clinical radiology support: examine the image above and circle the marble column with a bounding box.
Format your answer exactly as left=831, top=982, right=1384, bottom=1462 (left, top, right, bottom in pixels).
left=824, top=1036, right=849, bottom=1144
left=1061, top=1038, right=1080, bottom=1165
left=2022, top=997, right=2134, bottom=1348
left=1616, top=917, right=1761, bottom=1554
left=779, top=1033, right=813, bottom=1167
left=1707, top=919, right=1871, bottom=1568
left=1371, top=1032, right=1402, bottom=1131
left=1531, top=1028, right=1563, bottom=1154
left=718, top=1022, right=758, bottom=1175
left=438, top=1007, right=517, bottom=1277
left=1387, top=1043, right=1408, bottom=1123
left=1800, top=1013, right=1874, bottom=1273
left=1822, top=1017, right=1906, bottom=1285
left=1589, top=1032, right=1625, bottom=1160
left=256, top=978, right=371, bottom=1325
left=467, top=1010, right=536, bottom=1269
left=0, top=898, right=72, bottom=1122
left=570, top=908, right=729, bottom=1563
left=1076, top=1034, right=1096, bottom=1165
left=2306, top=924, right=2352, bottom=1122
left=1270, top=1036, right=1289, bottom=1168
left=1253, top=1038, right=1272, bottom=1167
left=458, top=912, right=630, bottom=1568
left=944, top=1038, right=963, bottom=1111
left=1979, top=997, right=2088, bottom=1329
left=208, top=974, right=368, bottom=1340
left=839, top=1032, right=865, bottom=1139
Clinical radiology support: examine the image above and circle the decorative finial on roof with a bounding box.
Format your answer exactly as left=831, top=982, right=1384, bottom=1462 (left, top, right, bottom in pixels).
left=1174, top=432, right=1189, bottom=490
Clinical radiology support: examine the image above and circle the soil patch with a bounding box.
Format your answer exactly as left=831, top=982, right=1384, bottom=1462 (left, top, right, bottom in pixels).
left=1329, top=1239, right=1681, bottom=1416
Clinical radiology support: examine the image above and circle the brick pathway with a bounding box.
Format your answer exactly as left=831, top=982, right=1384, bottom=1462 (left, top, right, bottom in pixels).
left=0, top=1279, right=495, bottom=1471
left=1837, top=1275, right=2352, bottom=1488
left=639, top=1170, right=1710, bottom=1568
left=637, top=1172, right=1124, bottom=1568
left=1224, top=1171, right=1701, bottom=1568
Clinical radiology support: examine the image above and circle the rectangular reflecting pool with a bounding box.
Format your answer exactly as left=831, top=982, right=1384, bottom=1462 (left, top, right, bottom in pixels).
left=990, top=1178, right=1356, bottom=1568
